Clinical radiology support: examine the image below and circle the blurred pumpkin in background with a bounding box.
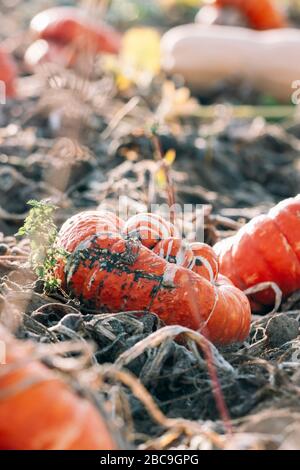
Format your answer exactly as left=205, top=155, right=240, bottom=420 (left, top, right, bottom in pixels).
left=196, top=0, right=287, bottom=29
left=25, top=6, right=121, bottom=70
left=0, top=48, right=17, bottom=98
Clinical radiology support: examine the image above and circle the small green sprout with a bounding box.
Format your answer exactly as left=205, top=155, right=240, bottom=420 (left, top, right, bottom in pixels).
left=18, top=200, right=68, bottom=291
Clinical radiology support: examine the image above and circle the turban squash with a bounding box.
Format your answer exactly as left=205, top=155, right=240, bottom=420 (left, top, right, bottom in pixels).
left=57, top=211, right=251, bottom=345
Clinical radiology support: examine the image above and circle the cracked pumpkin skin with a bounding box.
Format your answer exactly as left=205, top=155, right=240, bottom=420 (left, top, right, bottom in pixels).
left=214, top=195, right=300, bottom=311
left=57, top=211, right=251, bottom=345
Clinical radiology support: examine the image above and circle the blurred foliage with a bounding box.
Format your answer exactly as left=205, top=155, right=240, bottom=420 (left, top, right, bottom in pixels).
left=107, top=0, right=203, bottom=26
left=156, top=81, right=199, bottom=122
left=105, top=0, right=300, bottom=30
left=159, top=0, right=202, bottom=8
left=107, top=0, right=161, bottom=23
left=104, top=26, right=161, bottom=89
left=121, top=27, right=161, bottom=75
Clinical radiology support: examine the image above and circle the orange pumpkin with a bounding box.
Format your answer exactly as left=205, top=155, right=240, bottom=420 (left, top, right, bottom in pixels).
left=0, top=326, right=118, bottom=450
left=30, top=7, right=122, bottom=55
left=56, top=211, right=251, bottom=345
left=123, top=213, right=177, bottom=249
left=24, top=40, right=75, bottom=69
left=214, top=195, right=300, bottom=311
left=0, top=48, right=17, bottom=98
left=215, top=0, right=286, bottom=30
left=190, top=242, right=219, bottom=282
left=58, top=210, right=124, bottom=252
left=153, top=237, right=194, bottom=268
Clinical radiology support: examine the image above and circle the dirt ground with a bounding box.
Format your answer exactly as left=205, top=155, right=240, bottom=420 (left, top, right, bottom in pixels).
left=1, top=0, right=300, bottom=450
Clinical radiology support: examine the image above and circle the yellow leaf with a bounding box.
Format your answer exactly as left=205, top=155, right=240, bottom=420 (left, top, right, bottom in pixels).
left=155, top=150, right=176, bottom=189
left=102, top=55, right=132, bottom=91
left=116, top=73, right=132, bottom=91
left=164, top=149, right=176, bottom=166
left=121, top=27, right=161, bottom=76
left=155, top=168, right=167, bottom=189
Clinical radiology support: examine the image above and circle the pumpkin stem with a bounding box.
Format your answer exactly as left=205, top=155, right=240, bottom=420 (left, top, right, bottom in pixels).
left=17, top=200, right=69, bottom=291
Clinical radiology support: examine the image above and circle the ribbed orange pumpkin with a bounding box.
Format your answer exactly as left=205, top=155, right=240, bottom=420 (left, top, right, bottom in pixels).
left=214, top=195, right=300, bottom=311
left=190, top=242, right=219, bottom=282
left=153, top=237, right=194, bottom=269
left=57, top=211, right=251, bottom=345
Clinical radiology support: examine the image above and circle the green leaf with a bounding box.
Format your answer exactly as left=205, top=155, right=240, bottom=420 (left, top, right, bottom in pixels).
left=18, top=200, right=69, bottom=292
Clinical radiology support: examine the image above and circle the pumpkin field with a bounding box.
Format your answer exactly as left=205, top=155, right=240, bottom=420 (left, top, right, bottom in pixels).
left=0, top=0, right=300, bottom=452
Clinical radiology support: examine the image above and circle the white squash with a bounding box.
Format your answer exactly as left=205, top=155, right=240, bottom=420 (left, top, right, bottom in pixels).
left=161, top=24, right=300, bottom=102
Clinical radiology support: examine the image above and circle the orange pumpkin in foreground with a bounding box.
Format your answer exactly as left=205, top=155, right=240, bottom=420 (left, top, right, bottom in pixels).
left=57, top=211, right=251, bottom=345
left=214, top=195, right=300, bottom=312
left=0, top=326, right=118, bottom=450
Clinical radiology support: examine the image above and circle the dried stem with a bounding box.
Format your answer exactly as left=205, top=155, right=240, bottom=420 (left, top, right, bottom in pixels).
left=116, top=323, right=233, bottom=434
left=151, top=127, right=176, bottom=225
